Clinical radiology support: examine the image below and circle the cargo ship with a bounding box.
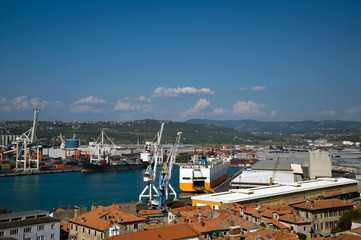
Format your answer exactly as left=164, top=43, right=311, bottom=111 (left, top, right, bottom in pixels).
left=81, top=158, right=147, bottom=172
left=82, top=130, right=146, bottom=172
left=179, top=156, right=230, bottom=192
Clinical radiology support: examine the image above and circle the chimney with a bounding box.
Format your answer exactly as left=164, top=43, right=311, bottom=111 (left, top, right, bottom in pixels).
left=91, top=203, right=97, bottom=211
left=68, top=205, right=71, bottom=210
left=53, top=208, right=56, bottom=212
left=61, top=205, right=64, bottom=209
left=310, top=199, right=314, bottom=208
left=81, top=217, right=85, bottom=223
left=74, top=206, right=80, bottom=218
left=117, top=215, right=122, bottom=223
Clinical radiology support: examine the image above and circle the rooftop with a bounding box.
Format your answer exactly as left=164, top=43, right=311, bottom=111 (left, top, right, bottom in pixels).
left=292, top=199, right=354, bottom=211
left=105, top=223, right=200, bottom=240
left=192, top=178, right=357, bottom=204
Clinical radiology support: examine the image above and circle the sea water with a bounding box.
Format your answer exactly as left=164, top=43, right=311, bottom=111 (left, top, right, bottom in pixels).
left=0, top=167, right=239, bottom=212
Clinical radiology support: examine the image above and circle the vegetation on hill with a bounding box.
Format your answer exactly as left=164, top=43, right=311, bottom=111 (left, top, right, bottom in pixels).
left=0, top=119, right=303, bottom=146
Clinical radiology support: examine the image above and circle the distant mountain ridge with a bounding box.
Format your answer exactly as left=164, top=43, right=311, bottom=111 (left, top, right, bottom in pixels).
left=185, top=119, right=361, bottom=134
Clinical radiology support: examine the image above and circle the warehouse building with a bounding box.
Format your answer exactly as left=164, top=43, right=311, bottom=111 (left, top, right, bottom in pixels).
left=192, top=178, right=359, bottom=209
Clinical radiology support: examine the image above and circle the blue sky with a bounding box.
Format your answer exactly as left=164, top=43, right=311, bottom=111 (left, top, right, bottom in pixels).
left=1, top=0, right=360, bottom=122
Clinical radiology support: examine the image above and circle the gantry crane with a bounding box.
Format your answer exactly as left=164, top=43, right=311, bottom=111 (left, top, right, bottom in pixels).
left=157, top=132, right=182, bottom=208
left=15, top=109, right=40, bottom=171
left=139, top=122, right=165, bottom=204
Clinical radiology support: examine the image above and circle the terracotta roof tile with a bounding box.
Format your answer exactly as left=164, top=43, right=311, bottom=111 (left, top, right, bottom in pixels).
left=68, top=205, right=144, bottom=231
left=105, top=223, right=200, bottom=240
left=189, top=219, right=223, bottom=233
left=311, top=234, right=361, bottom=240
left=245, top=229, right=298, bottom=240
left=279, top=213, right=312, bottom=224
left=263, top=218, right=289, bottom=229
left=292, top=199, right=354, bottom=211
left=138, top=209, right=163, bottom=215
left=348, top=226, right=361, bottom=235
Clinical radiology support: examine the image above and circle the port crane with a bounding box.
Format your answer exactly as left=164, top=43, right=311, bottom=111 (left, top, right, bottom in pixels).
left=158, top=132, right=182, bottom=208
left=15, top=109, right=40, bottom=171
left=139, top=122, right=165, bottom=204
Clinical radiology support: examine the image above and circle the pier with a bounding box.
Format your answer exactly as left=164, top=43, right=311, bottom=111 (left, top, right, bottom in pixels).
left=0, top=167, right=82, bottom=177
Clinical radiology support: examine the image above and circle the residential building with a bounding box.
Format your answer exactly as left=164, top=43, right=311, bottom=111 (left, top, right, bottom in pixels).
left=292, top=199, right=354, bottom=238
left=104, top=223, right=200, bottom=240
left=0, top=210, right=60, bottom=240
left=68, top=204, right=144, bottom=240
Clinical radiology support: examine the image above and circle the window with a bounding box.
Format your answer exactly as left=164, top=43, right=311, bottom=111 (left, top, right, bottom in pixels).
left=95, top=231, right=97, bottom=237
left=304, top=227, right=306, bottom=231
left=10, top=229, right=18, bottom=235
left=88, top=229, right=90, bottom=234
left=37, top=236, right=45, bottom=240
left=24, top=227, right=32, bottom=232
left=82, top=227, right=85, bottom=233
left=51, top=223, right=56, bottom=229
left=0, top=232, right=4, bottom=236
left=326, top=222, right=329, bottom=229
left=51, top=234, right=55, bottom=239
left=37, top=225, right=45, bottom=231
left=325, top=212, right=328, bottom=217
left=314, top=223, right=318, bottom=230
left=321, top=223, right=323, bottom=230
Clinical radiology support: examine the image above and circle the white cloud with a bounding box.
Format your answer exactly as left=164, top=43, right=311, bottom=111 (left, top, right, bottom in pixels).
left=232, top=101, right=266, bottom=115
left=239, top=88, right=248, bottom=91
left=213, top=108, right=225, bottom=115
left=251, top=86, right=266, bottom=91
left=151, top=87, right=214, bottom=98
left=180, top=99, right=210, bottom=119
left=347, top=106, right=361, bottom=114
left=70, top=105, right=103, bottom=113
left=73, top=96, right=106, bottom=105
left=319, top=110, right=336, bottom=116
left=113, top=100, right=152, bottom=113
left=0, top=96, right=61, bottom=111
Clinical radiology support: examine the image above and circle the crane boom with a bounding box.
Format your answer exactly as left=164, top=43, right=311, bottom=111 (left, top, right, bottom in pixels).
left=139, top=122, right=165, bottom=203
left=158, top=132, right=182, bottom=208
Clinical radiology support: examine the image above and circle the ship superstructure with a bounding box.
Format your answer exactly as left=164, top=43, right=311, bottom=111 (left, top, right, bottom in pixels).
left=179, top=155, right=230, bottom=192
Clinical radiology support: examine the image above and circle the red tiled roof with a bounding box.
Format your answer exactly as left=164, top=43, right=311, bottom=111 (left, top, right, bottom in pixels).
left=68, top=205, right=144, bottom=231
left=188, top=219, right=223, bottom=233
left=348, top=226, right=361, bottom=235
left=292, top=199, right=354, bottom=211
left=245, top=229, right=298, bottom=240
left=138, top=209, right=163, bottom=215
left=279, top=214, right=312, bottom=224
left=311, top=234, right=361, bottom=240
left=263, top=218, right=289, bottom=229
left=105, top=223, right=200, bottom=240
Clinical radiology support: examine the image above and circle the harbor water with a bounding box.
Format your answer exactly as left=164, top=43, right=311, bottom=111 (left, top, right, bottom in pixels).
left=0, top=167, right=239, bottom=212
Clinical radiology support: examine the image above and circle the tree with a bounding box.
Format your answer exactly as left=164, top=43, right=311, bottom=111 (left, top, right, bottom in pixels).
left=332, top=207, right=361, bottom=233
left=296, top=232, right=307, bottom=240
left=0, top=205, right=12, bottom=214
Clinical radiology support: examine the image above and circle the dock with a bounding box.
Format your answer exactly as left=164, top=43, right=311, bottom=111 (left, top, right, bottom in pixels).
left=0, top=167, right=82, bottom=177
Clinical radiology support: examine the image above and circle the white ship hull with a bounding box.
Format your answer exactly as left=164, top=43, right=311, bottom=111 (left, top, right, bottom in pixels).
left=179, top=160, right=230, bottom=192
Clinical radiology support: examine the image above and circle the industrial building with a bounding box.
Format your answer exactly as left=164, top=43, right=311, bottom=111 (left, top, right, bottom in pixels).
left=309, top=151, right=332, bottom=179
left=230, top=159, right=303, bottom=188
left=192, top=178, right=359, bottom=209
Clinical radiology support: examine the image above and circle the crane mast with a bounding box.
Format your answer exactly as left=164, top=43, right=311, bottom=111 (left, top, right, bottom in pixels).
left=158, top=132, right=182, bottom=208
left=139, top=122, right=165, bottom=204
left=15, top=109, right=40, bottom=172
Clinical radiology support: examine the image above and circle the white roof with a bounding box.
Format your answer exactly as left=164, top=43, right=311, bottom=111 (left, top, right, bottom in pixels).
left=192, top=178, right=358, bottom=204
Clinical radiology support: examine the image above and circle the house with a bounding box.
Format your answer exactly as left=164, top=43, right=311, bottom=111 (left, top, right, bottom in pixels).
left=105, top=223, right=200, bottom=240
left=0, top=210, right=60, bottom=240
left=68, top=204, right=144, bottom=240
left=292, top=199, right=354, bottom=238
